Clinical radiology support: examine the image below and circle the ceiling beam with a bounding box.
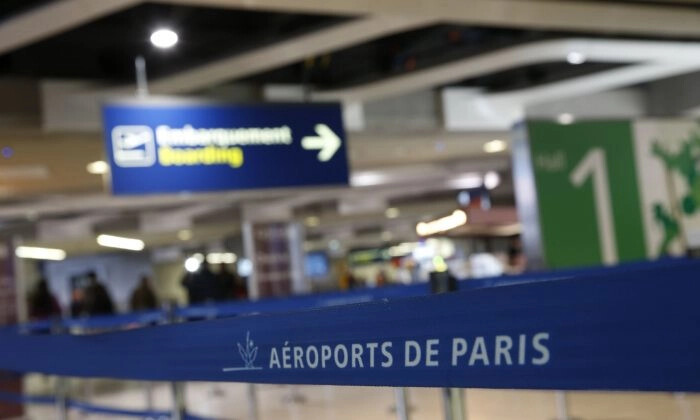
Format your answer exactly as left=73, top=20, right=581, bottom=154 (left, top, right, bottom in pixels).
left=0, top=0, right=141, bottom=55
left=154, top=0, right=700, bottom=38
left=312, top=38, right=700, bottom=103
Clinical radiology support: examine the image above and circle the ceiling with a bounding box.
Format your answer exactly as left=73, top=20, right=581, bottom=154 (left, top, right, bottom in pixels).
left=1, top=1, right=696, bottom=90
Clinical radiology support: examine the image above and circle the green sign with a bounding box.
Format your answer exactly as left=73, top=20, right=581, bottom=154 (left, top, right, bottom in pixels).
left=519, top=120, right=700, bottom=269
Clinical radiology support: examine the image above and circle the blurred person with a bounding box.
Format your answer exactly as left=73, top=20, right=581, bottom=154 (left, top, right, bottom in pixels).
left=182, top=260, right=222, bottom=304
left=217, top=264, right=236, bottom=300
left=130, top=275, right=158, bottom=311
left=375, top=270, right=388, bottom=287
left=233, top=273, right=248, bottom=300
left=507, top=236, right=527, bottom=274
left=218, top=264, right=247, bottom=300
left=28, top=278, right=61, bottom=320
left=338, top=265, right=357, bottom=290
left=70, top=288, right=86, bottom=317
left=83, top=272, right=115, bottom=315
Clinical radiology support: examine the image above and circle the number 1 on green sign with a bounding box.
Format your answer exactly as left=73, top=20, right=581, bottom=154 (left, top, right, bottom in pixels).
left=570, top=148, right=619, bottom=265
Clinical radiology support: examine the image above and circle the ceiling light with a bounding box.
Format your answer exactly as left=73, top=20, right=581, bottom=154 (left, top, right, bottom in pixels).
left=447, top=173, right=482, bottom=190
left=483, top=139, right=506, bottom=153
left=416, top=210, right=468, bottom=237
left=96, top=234, right=145, bottom=251
left=484, top=171, right=501, bottom=190
left=15, top=246, right=66, bottom=261
left=350, top=171, right=388, bottom=187
left=221, top=253, right=237, bottom=264
left=207, top=252, right=237, bottom=264
left=305, top=216, right=320, bottom=227
left=150, top=28, right=178, bottom=49
left=177, top=229, right=192, bottom=241
left=184, top=257, right=201, bottom=273
left=557, top=113, right=575, bottom=125
left=381, top=231, right=393, bottom=242
left=385, top=207, right=400, bottom=219
left=86, top=160, right=109, bottom=175
left=566, top=51, right=586, bottom=65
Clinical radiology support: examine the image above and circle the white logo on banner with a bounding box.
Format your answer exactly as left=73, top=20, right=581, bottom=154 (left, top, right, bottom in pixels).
left=112, top=125, right=156, bottom=168
left=222, top=331, right=263, bottom=372
left=221, top=332, right=551, bottom=373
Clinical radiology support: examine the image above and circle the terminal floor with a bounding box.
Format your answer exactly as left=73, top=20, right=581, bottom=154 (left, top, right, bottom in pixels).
left=22, top=379, right=700, bottom=420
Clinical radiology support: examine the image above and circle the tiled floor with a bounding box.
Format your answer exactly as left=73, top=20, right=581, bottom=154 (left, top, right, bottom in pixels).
left=21, top=378, right=700, bottom=420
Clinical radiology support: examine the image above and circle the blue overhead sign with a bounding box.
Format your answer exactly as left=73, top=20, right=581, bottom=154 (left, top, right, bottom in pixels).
left=102, top=102, right=349, bottom=195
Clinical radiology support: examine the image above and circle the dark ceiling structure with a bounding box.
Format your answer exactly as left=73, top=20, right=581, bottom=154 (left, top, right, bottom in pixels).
left=0, top=0, right=686, bottom=93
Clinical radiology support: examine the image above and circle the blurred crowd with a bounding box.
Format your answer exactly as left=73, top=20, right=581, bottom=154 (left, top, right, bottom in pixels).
left=27, top=263, right=248, bottom=321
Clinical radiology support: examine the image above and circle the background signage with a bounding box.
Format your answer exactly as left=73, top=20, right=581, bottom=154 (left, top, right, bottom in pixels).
left=514, top=119, right=700, bottom=269
left=102, top=102, right=349, bottom=195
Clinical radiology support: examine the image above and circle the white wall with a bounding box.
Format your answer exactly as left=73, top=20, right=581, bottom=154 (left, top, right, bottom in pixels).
left=152, top=261, right=188, bottom=306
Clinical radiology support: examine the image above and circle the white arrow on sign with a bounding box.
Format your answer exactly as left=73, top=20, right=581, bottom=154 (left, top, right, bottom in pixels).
left=301, top=124, right=341, bottom=162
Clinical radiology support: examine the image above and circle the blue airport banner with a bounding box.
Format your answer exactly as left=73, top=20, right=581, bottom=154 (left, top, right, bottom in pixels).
left=102, top=102, right=349, bottom=195
left=1, top=260, right=700, bottom=391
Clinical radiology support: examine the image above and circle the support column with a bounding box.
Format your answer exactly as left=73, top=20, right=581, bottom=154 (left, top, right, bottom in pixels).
left=242, top=204, right=307, bottom=299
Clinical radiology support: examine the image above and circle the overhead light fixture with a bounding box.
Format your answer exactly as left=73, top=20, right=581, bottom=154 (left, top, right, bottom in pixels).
left=96, top=234, right=145, bottom=251
left=447, top=173, right=482, bottom=190
left=305, top=216, right=320, bottom=227
left=177, top=229, right=192, bottom=241
left=483, top=139, right=506, bottom=153
left=184, top=256, right=201, bottom=273
left=206, top=252, right=237, bottom=264
left=150, top=28, right=178, bottom=49
left=15, top=246, right=66, bottom=261
left=350, top=171, right=388, bottom=187
left=86, top=160, right=109, bottom=175
left=483, top=171, right=501, bottom=190
left=566, top=51, right=586, bottom=65
left=416, top=209, right=468, bottom=237
left=381, top=231, right=393, bottom=242
left=557, top=113, right=575, bottom=125
left=388, top=242, right=418, bottom=257
left=385, top=207, right=400, bottom=219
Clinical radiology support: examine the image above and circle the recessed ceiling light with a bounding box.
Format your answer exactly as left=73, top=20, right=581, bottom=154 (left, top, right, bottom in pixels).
left=483, top=139, right=506, bottom=153
left=484, top=171, right=501, bottom=190
left=557, top=113, right=575, bottom=125
left=566, top=51, right=586, bottom=65
left=15, top=246, right=66, bottom=261
left=96, top=234, right=145, bottom=251
left=385, top=207, right=400, bottom=219
left=150, top=28, right=178, bottom=49
left=305, top=216, right=320, bottom=227
left=184, top=257, right=201, bottom=273
left=447, top=173, right=482, bottom=190
left=86, top=160, right=109, bottom=175
left=177, top=229, right=192, bottom=241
